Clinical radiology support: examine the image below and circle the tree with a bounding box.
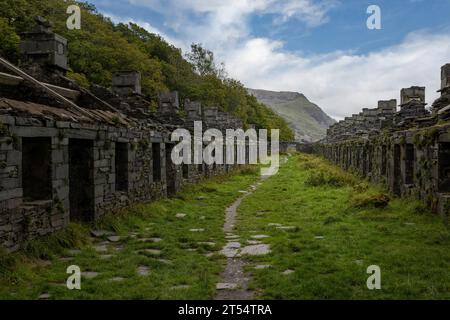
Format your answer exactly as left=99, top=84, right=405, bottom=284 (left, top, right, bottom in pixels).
left=0, top=18, right=20, bottom=62
left=186, top=43, right=226, bottom=79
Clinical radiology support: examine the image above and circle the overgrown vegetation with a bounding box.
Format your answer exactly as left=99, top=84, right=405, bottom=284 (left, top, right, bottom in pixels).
left=300, top=154, right=356, bottom=187
left=350, top=191, right=390, bottom=209
left=0, top=0, right=294, bottom=140
left=237, top=154, right=450, bottom=299
left=0, top=167, right=259, bottom=299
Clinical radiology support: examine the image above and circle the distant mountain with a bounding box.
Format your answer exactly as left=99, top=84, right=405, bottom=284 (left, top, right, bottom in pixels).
left=248, top=89, right=336, bottom=142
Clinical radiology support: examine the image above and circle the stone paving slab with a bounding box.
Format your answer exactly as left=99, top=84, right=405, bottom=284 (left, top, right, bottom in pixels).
left=240, top=244, right=271, bottom=256
left=137, top=266, right=150, bottom=276
left=254, top=265, right=271, bottom=270
left=251, top=235, right=269, bottom=239
left=171, top=285, right=191, bottom=290
left=81, top=272, right=99, bottom=279
left=216, top=283, right=238, bottom=290
left=282, top=270, right=295, bottom=275
left=107, top=236, right=121, bottom=242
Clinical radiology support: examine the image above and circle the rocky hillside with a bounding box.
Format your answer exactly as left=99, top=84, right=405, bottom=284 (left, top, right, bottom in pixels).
left=248, top=89, right=336, bottom=142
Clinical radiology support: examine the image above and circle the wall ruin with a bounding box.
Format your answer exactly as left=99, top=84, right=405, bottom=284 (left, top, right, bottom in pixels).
left=314, top=63, right=450, bottom=216
left=0, top=18, right=255, bottom=252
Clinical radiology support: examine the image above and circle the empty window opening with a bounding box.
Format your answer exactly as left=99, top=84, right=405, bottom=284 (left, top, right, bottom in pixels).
left=152, top=143, right=161, bottom=182
left=438, top=142, right=450, bottom=192
left=115, top=142, right=128, bottom=192
left=69, top=139, right=94, bottom=222
left=22, top=137, right=52, bottom=201
left=165, top=144, right=177, bottom=196
left=405, top=144, right=415, bottom=185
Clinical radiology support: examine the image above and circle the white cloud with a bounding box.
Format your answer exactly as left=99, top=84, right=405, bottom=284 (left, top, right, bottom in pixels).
left=225, top=31, right=450, bottom=119
left=105, top=1, right=450, bottom=120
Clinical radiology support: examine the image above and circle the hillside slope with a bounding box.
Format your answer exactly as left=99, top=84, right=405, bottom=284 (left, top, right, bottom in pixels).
left=0, top=0, right=294, bottom=140
left=248, top=89, right=336, bottom=142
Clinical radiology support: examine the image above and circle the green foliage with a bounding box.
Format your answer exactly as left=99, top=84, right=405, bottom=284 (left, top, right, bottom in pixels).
left=300, top=154, right=356, bottom=187
left=350, top=191, right=391, bottom=209
left=0, top=17, right=20, bottom=61
left=22, top=223, right=90, bottom=259
left=0, top=166, right=260, bottom=299
left=0, top=0, right=294, bottom=140
left=237, top=154, right=450, bottom=299
left=0, top=248, right=21, bottom=283
left=186, top=43, right=225, bottom=78
left=236, top=165, right=259, bottom=176
left=138, top=138, right=149, bottom=150
left=305, top=168, right=355, bottom=187
left=414, top=128, right=440, bottom=149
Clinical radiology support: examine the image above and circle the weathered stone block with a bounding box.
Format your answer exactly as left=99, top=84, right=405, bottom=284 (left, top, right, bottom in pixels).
left=6, top=150, right=21, bottom=165
left=55, top=164, right=68, bottom=180
left=0, top=115, right=15, bottom=125
left=55, top=121, right=71, bottom=129
left=401, top=86, right=425, bottom=105
left=0, top=188, right=22, bottom=202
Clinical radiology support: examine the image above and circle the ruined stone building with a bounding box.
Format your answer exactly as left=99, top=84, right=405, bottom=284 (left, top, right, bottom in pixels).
left=0, top=19, right=248, bottom=252
left=315, top=63, right=450, bottom=215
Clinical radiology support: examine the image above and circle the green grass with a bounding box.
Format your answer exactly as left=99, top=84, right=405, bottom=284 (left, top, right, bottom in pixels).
left=237, top=154, right=450, bottom=300
left=0, top=167, right=259, bottom=300
left=3, top=154, right=450, bottom=300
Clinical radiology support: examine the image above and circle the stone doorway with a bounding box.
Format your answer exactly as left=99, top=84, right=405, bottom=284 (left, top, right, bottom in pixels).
left=405, top=144, right=415, bottom=185
left=439, top=142, right=450, bottom=192
left=165, top=143, right=177, bottom=196
left=393, top=144, right=401, bottom=195
left=152, top=143, right=161, bottom=182
left=69, top=139, right=95, bottom=222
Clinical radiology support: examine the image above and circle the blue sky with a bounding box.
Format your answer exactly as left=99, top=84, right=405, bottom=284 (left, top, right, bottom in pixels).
left=88, top=0, right=450, bottom=119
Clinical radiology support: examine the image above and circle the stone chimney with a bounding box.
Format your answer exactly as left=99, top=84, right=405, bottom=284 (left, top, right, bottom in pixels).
left=400, top=86, right=425, bottom=106
left=378, top=100, right=397, bottom=114
left=203, top=107, right=218, bottom=125
left=20, top=16, right=68, bottom=72
left=185, top=100, right=202, bottom=120
left=440, top=64, right=450, bottom=93
left=112, top=71, right=141, bottom=96
left=157, top=91, right=180, bottom=114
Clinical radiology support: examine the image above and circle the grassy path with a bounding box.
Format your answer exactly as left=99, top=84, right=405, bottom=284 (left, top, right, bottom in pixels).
left=236, top=154, right=450, bottom=299
left=0, top=167, right=259, bottom=300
